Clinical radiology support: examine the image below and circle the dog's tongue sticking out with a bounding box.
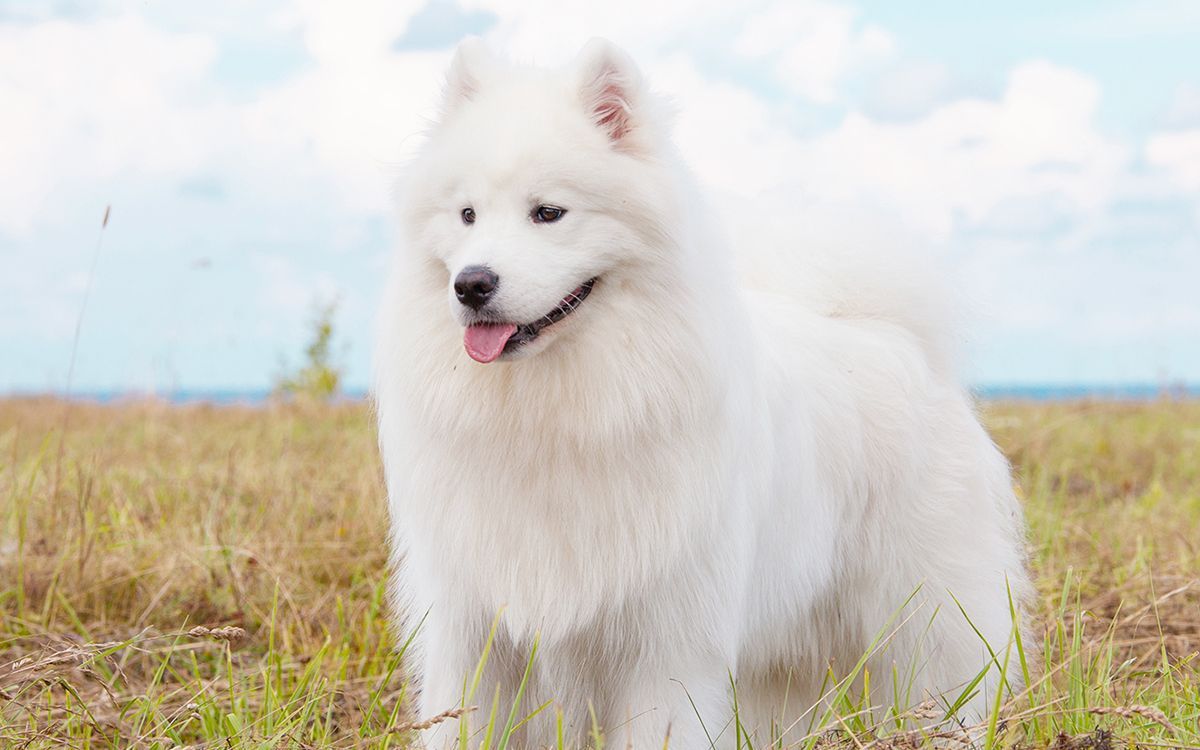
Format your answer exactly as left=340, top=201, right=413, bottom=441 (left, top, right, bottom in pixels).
left=464, top=323, right=517, bottom=363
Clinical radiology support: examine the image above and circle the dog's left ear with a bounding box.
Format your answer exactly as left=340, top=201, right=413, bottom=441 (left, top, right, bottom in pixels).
left=575, top=39, right=644, bottom=150
left=440, top=37, right=495, bottom=120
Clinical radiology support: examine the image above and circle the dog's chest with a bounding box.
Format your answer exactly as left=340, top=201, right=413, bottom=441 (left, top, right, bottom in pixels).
left=399, top=428, right=734, bottom=635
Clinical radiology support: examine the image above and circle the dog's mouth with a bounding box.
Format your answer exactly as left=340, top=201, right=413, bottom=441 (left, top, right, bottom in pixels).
left=463, top=278, right=597, bottom=363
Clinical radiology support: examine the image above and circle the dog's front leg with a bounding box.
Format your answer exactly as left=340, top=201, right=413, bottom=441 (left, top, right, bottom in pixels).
left=413, top=629, right=477, bottom=748
left=413, top=613, right=515, bottom=749
left=604, top=655, right=735, bottom=750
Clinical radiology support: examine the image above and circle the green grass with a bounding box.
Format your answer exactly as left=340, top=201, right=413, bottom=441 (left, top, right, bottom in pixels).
left=1, top=398, right=1197, bottom=747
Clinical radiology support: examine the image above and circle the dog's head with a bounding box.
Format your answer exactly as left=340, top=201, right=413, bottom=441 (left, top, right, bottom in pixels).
left=400, top=39, right=676, bottom=363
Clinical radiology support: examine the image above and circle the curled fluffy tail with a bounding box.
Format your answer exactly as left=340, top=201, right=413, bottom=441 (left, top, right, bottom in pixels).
left=788, top=245, right=961, bottom=375
left=727, top=196, right=962, bottom=376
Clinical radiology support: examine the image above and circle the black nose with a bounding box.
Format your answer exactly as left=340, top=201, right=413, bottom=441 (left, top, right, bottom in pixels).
left=454, top=265, right=499, bottom=310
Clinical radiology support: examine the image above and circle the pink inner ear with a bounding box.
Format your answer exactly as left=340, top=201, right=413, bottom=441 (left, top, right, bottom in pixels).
left=592, top=81, right=632, bottom=142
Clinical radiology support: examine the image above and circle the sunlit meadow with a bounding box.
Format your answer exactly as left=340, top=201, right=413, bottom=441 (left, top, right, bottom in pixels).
left=2, top=398, right=1197, bottom=748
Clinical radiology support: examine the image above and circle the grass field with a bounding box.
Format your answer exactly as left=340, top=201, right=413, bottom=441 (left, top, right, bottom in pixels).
left=2, top=398, right=1198, bottom=748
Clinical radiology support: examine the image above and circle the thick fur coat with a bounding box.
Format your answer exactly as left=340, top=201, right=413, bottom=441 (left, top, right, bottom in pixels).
left=374, top=39, right=1032, bottom=749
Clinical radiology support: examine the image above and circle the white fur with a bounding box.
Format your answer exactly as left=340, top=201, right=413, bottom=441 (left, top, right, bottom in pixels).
left=374, top=39, right=1032, bottom=749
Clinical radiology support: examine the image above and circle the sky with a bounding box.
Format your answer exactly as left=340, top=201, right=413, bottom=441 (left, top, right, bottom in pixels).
left=2, top=0, right=1199, bottom=393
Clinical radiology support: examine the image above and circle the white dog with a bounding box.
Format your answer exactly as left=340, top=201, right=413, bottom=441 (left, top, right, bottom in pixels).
left=375, top=38, right=1032, bottom=749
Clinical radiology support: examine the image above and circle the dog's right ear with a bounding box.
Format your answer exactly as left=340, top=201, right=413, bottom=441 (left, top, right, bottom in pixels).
left=574, top=39, right=645, bottom=151
left=440, top=37, right=494, bottom=119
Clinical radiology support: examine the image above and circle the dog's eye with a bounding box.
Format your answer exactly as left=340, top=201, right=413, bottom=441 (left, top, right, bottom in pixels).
left=532, top=205, right=566, bottom=224
left=461, top=207, right=475, bottom=225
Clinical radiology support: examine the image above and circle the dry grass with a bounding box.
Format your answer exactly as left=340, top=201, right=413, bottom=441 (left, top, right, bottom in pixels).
left=1, top=397, right=1198, bottom=748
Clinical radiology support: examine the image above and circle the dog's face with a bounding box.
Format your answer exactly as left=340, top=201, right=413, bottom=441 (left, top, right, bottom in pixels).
left=401, top=39, right=671, bottom=363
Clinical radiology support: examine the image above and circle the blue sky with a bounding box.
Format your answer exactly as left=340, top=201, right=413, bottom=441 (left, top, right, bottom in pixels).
left=2, top=0, right=1198, bottom=393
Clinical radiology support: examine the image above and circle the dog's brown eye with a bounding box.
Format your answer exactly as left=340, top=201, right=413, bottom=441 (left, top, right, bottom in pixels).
left=532, top=205, right=565, bottom=223
left=461, top=207, right=475, bottom=225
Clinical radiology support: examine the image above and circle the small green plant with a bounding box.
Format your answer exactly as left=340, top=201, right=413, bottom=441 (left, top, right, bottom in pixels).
left=274, top=299, right=343, bottom=401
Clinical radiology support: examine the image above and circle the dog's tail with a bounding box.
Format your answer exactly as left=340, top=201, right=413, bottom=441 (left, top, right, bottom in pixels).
left=729, top=197, right=963, bottom=377
left=791, top=245, right=961, bottom=376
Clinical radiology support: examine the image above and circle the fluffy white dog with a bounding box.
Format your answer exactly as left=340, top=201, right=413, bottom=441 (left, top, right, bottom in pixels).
left=375, top=38, right=1032, bottom=749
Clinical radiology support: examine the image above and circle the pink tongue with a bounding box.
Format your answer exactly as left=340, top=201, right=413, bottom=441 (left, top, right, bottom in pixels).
left=464, top=323, right=518, bottom=363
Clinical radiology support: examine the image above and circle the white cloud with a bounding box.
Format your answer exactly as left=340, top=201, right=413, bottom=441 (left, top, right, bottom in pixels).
left=732, top=0, right=893, bottom=102
left=1146, top=130, right=1200, bottom=192
left=0, top=16, right=224, bottom=235
left=464, top=0, right=737, bottom=62
left=658, top=57, right=1125, bottom=240
left=274, top=0, right=425, bottom=64
left=820, top=63, right=1123, bottom=237
left=649, top=55, right=805, bottom=195
left=464, top=0, right=892, bottom=106
left=862, top=60, right=955, bottom=120
left=0, top=4, right=450, bottom=237
left=241, top=47, right=449, bottom=214
left=1163, top=83, right=1200, bottom=128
